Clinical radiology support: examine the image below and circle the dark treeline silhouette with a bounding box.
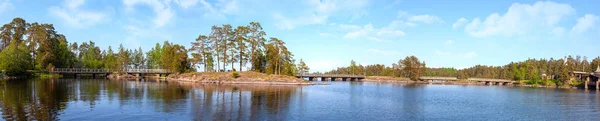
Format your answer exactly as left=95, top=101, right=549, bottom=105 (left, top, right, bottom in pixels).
left=0, top=17, right=301, bottom=76
left=327, top=55, right=599, bottom=86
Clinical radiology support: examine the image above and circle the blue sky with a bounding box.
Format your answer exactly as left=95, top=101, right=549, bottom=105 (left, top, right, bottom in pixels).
left=1, top=0, right=599, bottom=72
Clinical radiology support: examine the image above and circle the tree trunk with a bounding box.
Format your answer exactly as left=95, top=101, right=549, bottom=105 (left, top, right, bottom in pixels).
left=231, top=50, right=234, bottom=71
left=239, top=52, right=243, bottom=71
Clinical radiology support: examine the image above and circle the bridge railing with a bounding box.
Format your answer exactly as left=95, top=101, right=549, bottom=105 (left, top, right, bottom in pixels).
left=296, top=74, right=365, bottom=78
left=51, top=68, right=110, bottom=73
left=468, top=78, right=512, bottom=82
left=419, top=76, right=458, bottom=80
left=50, top=68, right=170, bottom=73
left=122, top=68, right=169, bottom=73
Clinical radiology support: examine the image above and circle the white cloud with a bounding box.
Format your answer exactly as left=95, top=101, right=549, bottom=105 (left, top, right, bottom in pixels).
left=367, top=48, right=400, bottom=56
left=444, top=40, right=453, bottom=46
left=0, top=0, right=13, bottom=13
left=319, top=32, right=334, bottom=37
left=48, top=0, right=110, bottom=28
left=342, top=23, right=405, bottom=42
left=339, top=24, right=361, bottom=30
left=274, top=0, right=370, bottom=30
left=175, top=0, right=199, bottom=9
left=408, top=14, right=444, bottom=24
left=124, top=0, right=175, bottom=28
left=571, top=14, right=599, bottom=34
left=273, top=13, right=328, bottom=30
left=464, top=1, right=575, bottom=37
left=385, top=0, right=401, bottom=9
left=452, top=18, right=468, bottom=29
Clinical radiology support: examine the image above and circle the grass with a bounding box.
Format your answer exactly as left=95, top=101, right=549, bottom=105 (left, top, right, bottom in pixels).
left=37, top=73, right=62, bottom=78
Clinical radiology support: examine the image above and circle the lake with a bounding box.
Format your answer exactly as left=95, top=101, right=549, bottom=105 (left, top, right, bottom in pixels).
left=1, top=79, right=599, bottom=120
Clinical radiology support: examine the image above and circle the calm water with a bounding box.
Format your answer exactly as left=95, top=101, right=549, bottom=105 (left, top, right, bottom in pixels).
left=1, top=79, right=600, bottom=121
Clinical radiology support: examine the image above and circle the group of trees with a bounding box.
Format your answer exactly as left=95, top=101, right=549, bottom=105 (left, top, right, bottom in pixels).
left=0, top=18, right=74, bottom=76
left=326, top=55, right=599, bottom=86
left=458, top=56, right=600, bottom=85
left=326, top=56, right=426, bottom=80
left=190, top=22, right=299, bottom=76
left=0, top=18, right=302, bottom=77
left=0, top=18, right=193, bottom=76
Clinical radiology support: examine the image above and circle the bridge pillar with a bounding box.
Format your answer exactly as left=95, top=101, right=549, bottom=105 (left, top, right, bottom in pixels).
left=321, top=77, right=326, bottom=81
left=585, top=77, right=589, bottom=89
left=331, top=77, right=336, bottom=81
left=92, top=74, right=96, bottom=79
left=308, top=77, right=314, bottom=81
left=596, top=79, right=600, bottom=90
left=342, top=78, right=347, bottom=81
left=350, top=78, right=356, bottom=81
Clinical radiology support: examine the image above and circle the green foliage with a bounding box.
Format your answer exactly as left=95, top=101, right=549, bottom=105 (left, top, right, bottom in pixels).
left=104, top=46, right=118, bottom=70
left=297, top=59, right=309, bottom=74
left=0, top=41, right=33, bottom=76
left=146, top=43, right=163, bottom=69
left=81, top=41, right=104, bottom=69
left=117, top=44, right=130, bottom=71
left=160, top=41, right=192, bottom=73
left=264, top=38, right=295, bottom=76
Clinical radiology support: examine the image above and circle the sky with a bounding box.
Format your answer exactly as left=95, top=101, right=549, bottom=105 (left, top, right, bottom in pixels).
left=1, top=0, right=599, bottom=72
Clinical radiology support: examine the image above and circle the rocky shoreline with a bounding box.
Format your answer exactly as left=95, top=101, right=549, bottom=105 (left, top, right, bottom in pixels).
left=166, top=71, right=313, bottom=85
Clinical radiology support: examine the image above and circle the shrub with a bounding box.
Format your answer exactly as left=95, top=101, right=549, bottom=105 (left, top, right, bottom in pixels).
left=232, top=72, right=240, bottom=78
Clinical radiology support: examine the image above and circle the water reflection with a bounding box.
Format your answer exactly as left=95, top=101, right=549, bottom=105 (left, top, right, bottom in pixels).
left=1, top=79, right=600, bottom=120
left=0, top=79, right=300, bottom=120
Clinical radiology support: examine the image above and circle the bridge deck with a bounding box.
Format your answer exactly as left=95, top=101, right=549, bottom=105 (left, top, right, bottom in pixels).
left=417, top=76, right=514, bottom=83
left=419, top=77, right=458, bottom=80
left=295, top=74, right=365, bottom=78
left=468, top=78, right=513, bottom=83
left=49, top=68, right=171, bottom=74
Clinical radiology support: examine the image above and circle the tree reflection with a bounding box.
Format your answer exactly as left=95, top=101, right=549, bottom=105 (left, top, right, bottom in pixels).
left=188, top=84, right=299, bottom=120
left=0, top=79, right=301, bottom=120
left=0, top=79, right=71, bottom=121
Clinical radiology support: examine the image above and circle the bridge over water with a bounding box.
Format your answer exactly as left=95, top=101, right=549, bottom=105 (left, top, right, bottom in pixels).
left=296, top=74, right=365, bottom=81
left=570, top=66, right=600, bottom=90
left=419, top=76, right=515, bottom=85
left=49, top=68, right=171, bottom=78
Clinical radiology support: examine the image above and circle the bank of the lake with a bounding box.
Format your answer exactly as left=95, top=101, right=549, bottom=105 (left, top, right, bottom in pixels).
left=362, top=76, right=581, bottom=89
left=167, top=71, right=313, bottom=85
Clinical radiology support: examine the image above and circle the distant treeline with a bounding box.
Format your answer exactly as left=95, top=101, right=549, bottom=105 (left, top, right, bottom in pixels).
left=0, top=17, right=303, bottom=76
left=326, top=55, right=599, bottom=86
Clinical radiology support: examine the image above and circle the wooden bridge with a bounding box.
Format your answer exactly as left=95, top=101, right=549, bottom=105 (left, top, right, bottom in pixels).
left=419, top=76, right=515, bottom=85
left=468, top=78, right=514, bottom=85
left=49, top=68, right=171, bottom=78
left=295, top=74, right=365, bottom=81
left=419, top=76, right=459, bottom=81
left=570, top=66, right=600, bottom=90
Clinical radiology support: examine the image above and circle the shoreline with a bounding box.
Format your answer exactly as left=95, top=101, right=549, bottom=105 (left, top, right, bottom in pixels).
left=165, top=71, right=313, bottom=85
left=360, top=79, right=580, bottom=89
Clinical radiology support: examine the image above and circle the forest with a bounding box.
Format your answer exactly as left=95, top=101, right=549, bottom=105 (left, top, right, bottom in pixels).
left=326, top=55, right=600, bottom=86
left=0, top=18, right=301, bottom=77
